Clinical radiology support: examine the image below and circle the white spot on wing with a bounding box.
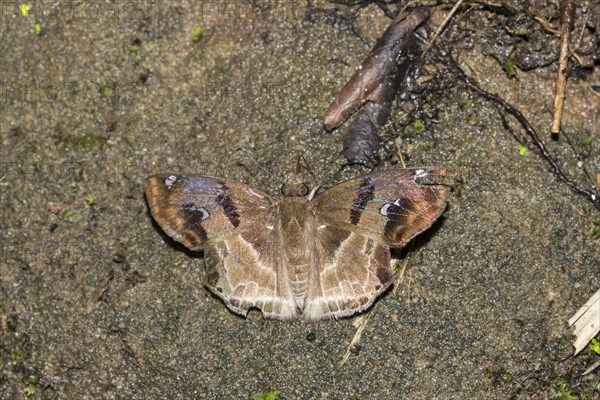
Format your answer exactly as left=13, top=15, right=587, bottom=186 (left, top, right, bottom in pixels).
left=165, top=175, right=177, bottom=189
left=380, top=203, right=391, bottom=216
left=198, top=207, right=210, bottom=220
left=415, top=169, right=427, bottom=178
left=381, top=198, right=402, bottom=216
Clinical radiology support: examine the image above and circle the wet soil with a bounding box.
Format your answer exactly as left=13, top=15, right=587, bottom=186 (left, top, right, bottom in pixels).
left=1, top=1, right=599, bottom=399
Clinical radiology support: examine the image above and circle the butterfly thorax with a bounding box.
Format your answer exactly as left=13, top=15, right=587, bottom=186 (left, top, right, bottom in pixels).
left=281, top=175, right=309, bottom=197
left=277, top=195, right=312, bottom=308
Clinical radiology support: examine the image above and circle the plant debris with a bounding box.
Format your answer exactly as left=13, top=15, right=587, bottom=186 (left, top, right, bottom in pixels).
left=445, top=53, right=600, bottom=211
left=323, top=7, right=430, bottom=166
left=550, top=0, right=574, bottom=136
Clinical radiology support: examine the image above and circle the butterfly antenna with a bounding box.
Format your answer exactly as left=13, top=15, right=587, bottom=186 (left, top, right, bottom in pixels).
left=236, top=147, right=284, bottom=184
left=315, top=154, right=355, bottom=189
left=297, top=155, right=321, bottom=199
left=298, top=155, right=317, bottom=181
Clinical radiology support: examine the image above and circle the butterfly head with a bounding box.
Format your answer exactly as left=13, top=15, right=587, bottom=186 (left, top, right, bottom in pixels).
left=280, top=156, right=319, bottom=197
left=281, top=175, right=310, bottom=197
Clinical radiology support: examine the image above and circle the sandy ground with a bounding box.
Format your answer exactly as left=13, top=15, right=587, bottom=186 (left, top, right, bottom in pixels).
left=1, top=1, right=599, bottom=399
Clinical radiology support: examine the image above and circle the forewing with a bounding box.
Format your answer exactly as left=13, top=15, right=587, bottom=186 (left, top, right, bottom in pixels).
left=144, top=174, right=276, bottom=251
left=314, top=168, right=451, bottom=248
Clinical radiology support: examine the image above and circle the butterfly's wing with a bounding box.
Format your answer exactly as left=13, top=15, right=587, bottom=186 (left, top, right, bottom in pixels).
left=303, top=225, right=394, bottom=319
left=145, top=174, right=275, bottom=250
left=145, top=174, right=298, bottom=319
left=313, top=168, right=452, bottom=247
left=304, top=168, right=451, bottom=319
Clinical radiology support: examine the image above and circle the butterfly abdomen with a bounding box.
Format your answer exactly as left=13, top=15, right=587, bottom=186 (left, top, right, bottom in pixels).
left=277, top=197, right=313, bottom=309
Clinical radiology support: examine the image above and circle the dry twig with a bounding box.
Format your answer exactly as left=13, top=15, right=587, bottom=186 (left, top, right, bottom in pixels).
left=393, top=244, right=413, bottom=294
left=423, top=0, right=464, bottom=57
left=551, top=0, right=574, bottom=136
left=533, top=16, right=561, bottom=35
left=339, top=302, right=379, bottom=367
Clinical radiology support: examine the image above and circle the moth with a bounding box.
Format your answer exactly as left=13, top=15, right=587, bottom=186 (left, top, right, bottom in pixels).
left=144, top=166, right=451, bottom=320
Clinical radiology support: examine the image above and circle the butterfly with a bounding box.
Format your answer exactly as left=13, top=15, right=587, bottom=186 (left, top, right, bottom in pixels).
left=144, top=166, right=451, bottom=320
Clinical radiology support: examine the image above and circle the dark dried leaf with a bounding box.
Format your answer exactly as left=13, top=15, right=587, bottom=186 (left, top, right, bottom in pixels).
left=342, top=104, right=382, bottom=167
left=323, top=8, right=430, bottom=130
